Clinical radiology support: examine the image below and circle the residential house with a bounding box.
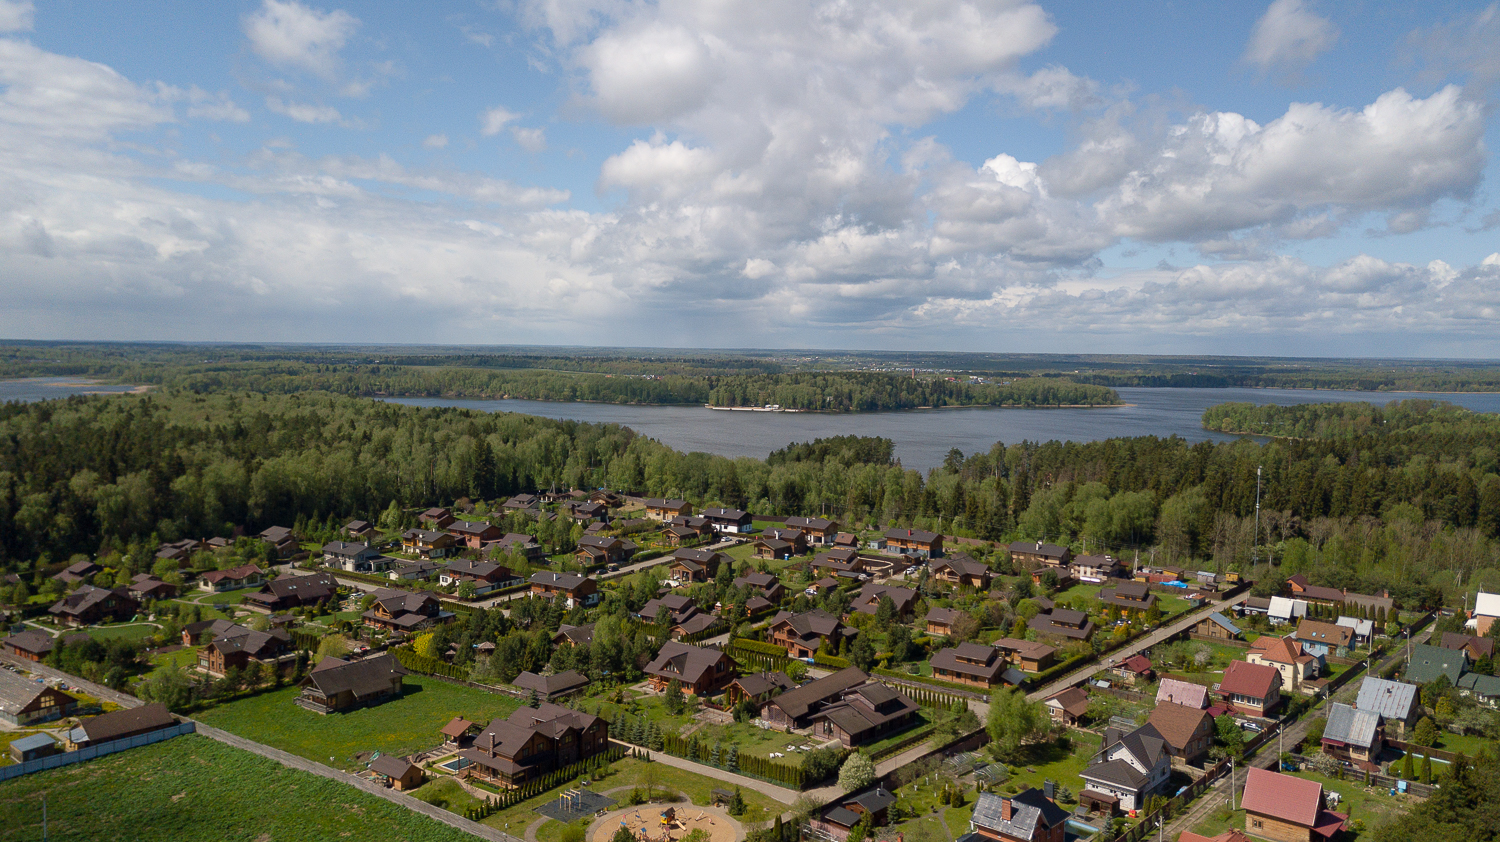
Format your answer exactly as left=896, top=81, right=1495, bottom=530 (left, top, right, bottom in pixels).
left=439, top=560, right=520, bottom=594
left=763, top=667, right=870, bottom=728
left=155, top=540, right=202, bottom=565
left=323, top=541, right=389, bottom=574
left=574, top=535, right=637, bottom=567
left=663, top=524, right=703, bottom=547
left=1292, top=619, right=1352, bottom=658
left=1194, top=612, right=1243, bottom=641
left=461, top=701, right=610, bottom=789
left=205, top=537, right=232, bottom=551
left=1247, top=636, right=1320, bottom=692
left=344, top=520, right=375, bottom=540
left=968, top=788, right=1070, bottom=842
left=401, top=529, right=458, bottom=560
left=1335, top=617, right=1373, bottom=647
left=1045, top=687, right=1089, bottom=727
left=1457, top=671, right=1500, bottom=707
left=1319, top=702, right=1383, bottom=765
left=449, top=520, right=504, bottom=549
left=198, top=622, right=295, bottom=677
left=48, top=585, right=138, bottom=627
left=1353, top=677, right=1419, bottom=732
left=1286, top=576, right=1345, bottom=607
left=199, top=564, right=266, bottom=593
left=420, top=507, right=456, bottom=529
left=490, top=533, right=545, bottom=561
left=513, top=670, right=590, bottom=700
left=1007, top=541, right=1073, bottom=575
left=643, top=498, right=691, bottom=520
left=931, top=555, right=994, bottom=590
left=1147, top=703, right=1214, bottom=764
left=1268, top=597, right=1308, bottom=626
left=1098, top=581, right=1158, bottom=618
left=811, top=547, right=866, bottom=577
left=1219, top=661, right=1282, bottom=716
left=1438, top=632, right=1496, bottom=663
left=768, top=609, right=853, bottom=658
left=244, top=572, right=338, bottom=612
left=643, top=641, right=737, bottom=695
left=883, top=527, right=943, bottom=558
left=832, top=532, right=861, bottom=549
left=362, top=588, right=451, bottom=633
left=562, top=501, right=608, bottom=525
left=0, top=669, right=79, bottom=726
left=529, top=572, right=600, bottom=608
left=732, top=572, right=785, bottom=605
left=666, top=514, right=714, bottom=539
left=926, top=607, right=961, bottom=637
left=553, top=624, right=595, bottom=648
left=993, top=638, right=1057, bottom=672
left=786, top=517, right=840, bottom=545
left=726, top=671, right=797, bottom=709
left=1403, top=643, right=1466, bottom=685
left=589, top=490, right=624, bottom=507
left=1155, top=678, right=1210, bottom=710
left=52, top=560, right=101, bottom=585
left=1070, top=554, right=1120, bottom=584
left=502, top=494, right=540, bottom=513
left=702, top=507, right=753, bottom=533
left=127, top=574, right=178, bottom=601
left=815, top=787, right=897, bottom=842
left=1241, top=597, right=1272, bottom=617
left=1109, top=654, right=1155, bottom=686
left=812, top=681, right=921, bottom=747
left=1028, top=609, right=1096, bottom=643
left=1468, top=591, right=1500, bottom=635
left=1079, top=723, right=1171, bottom=813
left=369, top=754, right=424, bottom=791
left=296, top=653, right=407, bottom=714
left=2, top=630, right=88, bottom=663
left=850, top=583, right=918, bottom=619
left=669, top=548, right=727, bottom=583
left=931, top=643, right=1020, bottom=689
left=257, top=526, right=300, bottom=559
left=639, top=594, right=702, bottom=625
left=65, top=704, right=175, bottom=749
left=1239, top=767, right=1345, bottom=842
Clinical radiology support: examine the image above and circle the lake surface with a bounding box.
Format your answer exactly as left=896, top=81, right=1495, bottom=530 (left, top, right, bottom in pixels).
left=386, top=387, right=1500, bottom=473
left=0, top=377, right=143, bottom=403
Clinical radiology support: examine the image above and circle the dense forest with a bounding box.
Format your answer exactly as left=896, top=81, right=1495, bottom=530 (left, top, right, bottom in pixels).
left=4, top=390, right=1500, bottom=609
left=1202, top=398, right=1500, bottom=439
left=704, top=373, right=1118, bottom=410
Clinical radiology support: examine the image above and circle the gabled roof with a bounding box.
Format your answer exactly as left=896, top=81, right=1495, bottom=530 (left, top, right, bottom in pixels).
left=441, top=717, right=476, bottom=738
left=1337, top=616, right=1374, bottom=638
left=79, top=703, right=175, bottom=743
left=1457, top=672, right=1500, bottom=698
left=513, top=670, right=590, bottom=696
left=884, top=527, right=939, bottom=543
left=970, top=789, right=1068, bottom=841
left=0, top=669, right=70, bottom=716
left=932, top=556, right=989, bottom=577
left=1147, top=703, right=1212, bottom=752
left=1156, top=678, right=1209, bottom=709
left=553, top=623, right=594, bottom=646
left=766, top=667, right=868, bottom=721
left=369, top=754, right=418, bottom=779
left=1220, top=660, right=1279, bottom=699
left=732, top=671, right=796, bottom=698
left=1240, top=767, right=1323, bottom=827
left=1354, top=677, right=1418, bottom=719
left=1202, top=612, right=1242, bottom=636
left=1322, top=702, right=1381, bottom=749
left=1439, top=632, right=1495, bottom=659
left=1007, top=541, right=1070, bottom=559
left=1268, top=596, right=1307, bottom=620
left=925, top=606, right=960, bottom=625
left=993, top=637, right=1056, bottom=662
left=644, top=641, right=732, bottom=685
left=531, top=571, right=591, bottom=591
left=1045, top=686, right=1089, bottom=717
left=771, top=609, right=843, bottom=639
left=302, top=653, right=407, bottom=699
left=1404, top=643, right=1466, bottom=684
left=702, top=507, right=750, bottom=520
left=1473, top=591, right=1500, bottom=618
left=1249, top=635, right=1314, bottom=666
left=1295, top=619, right=1353, bottom=648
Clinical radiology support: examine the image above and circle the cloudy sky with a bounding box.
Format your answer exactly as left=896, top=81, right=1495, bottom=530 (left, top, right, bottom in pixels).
left=2, top=0, right=1499, bottom=356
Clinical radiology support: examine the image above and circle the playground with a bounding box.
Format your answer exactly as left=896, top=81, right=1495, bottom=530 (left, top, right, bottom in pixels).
left=588, top=802, right=744, bottom=842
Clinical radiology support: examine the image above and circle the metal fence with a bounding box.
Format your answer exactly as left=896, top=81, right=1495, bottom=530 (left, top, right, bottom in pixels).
left=0, top=721, right=196, bottom=782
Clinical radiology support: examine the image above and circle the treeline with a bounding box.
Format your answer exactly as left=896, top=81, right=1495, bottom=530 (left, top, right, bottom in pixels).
left=1077, top=368, right=1500, bottom=392
left=705, top=373, right=1120, bottom=411
left=1202, top=399, right=1500, bottom=439
left=768, top=435, right=895, bottom=466
left=5, top=391, right=1500, bottom=609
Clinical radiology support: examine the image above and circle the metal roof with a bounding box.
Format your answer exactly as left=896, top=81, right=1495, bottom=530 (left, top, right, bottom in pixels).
left=1322, top=702, right=1380, bottom=749
left=1354, top=677, right=1418, bottom=720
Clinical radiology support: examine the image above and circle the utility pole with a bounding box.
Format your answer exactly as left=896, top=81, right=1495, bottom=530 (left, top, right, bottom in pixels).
left=1230, top=757, right=1236, bottom=810
left=1252, top=465, right=1262, bottom=565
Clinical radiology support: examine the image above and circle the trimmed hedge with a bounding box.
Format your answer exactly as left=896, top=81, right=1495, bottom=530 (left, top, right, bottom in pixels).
left=390, top=645, right=470, bottom=680
left=873, top=667, right=981, bottom=697
left=465, top=747, right=626, bottom=820
left=732, top=638, right=788, bottom=657
left=812, top=653, right=851, bottom=669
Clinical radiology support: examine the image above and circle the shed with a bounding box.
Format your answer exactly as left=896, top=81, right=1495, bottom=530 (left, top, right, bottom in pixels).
left=10, top=732, right=59, bottom=763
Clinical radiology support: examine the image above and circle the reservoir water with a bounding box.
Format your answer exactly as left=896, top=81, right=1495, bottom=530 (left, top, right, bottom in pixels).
left=0, top=377, right=143, bottom=402
left=385, top=387, right=1500, bottom=473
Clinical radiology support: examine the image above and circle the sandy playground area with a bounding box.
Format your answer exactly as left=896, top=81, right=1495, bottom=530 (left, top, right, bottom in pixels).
left=589, top=803, right=744, bottom=842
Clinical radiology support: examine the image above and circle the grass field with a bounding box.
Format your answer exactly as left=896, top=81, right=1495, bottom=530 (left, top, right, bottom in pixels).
left=1003, top=732, right=1101, bottom=796
left=85, top=623, right=160, bottom=642
left=146, top=647, right=200, bottom=677
left=1287, top=769, right=1411, bottom=833
left=0, top=734, right=475, bottom=842
left=196, top=676, right=521, bottom=770
left=0, top=730, right=47, bottom=766
left=197, top=589, right=252, bottom=606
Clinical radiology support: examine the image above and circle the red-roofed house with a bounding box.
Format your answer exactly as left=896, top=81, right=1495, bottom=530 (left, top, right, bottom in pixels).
left=1239, top=767, right=1345, bottom=842
left=1247, top=636, right=1320, bottom=692
left=1109, top=655, right=1155, bottom=686
left=1219, top=661, right=1282, bottom=716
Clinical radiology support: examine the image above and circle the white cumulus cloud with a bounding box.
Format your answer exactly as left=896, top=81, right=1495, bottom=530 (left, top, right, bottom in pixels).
left=1243, top=0, right=1338, bottom=75
left=0, top=0, right=33, bottom=32
left=243, top=0, right=359, bottom=80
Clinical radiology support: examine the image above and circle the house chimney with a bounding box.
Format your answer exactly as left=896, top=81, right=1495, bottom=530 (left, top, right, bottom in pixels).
left=1001, top=795, right=1013, bottom=822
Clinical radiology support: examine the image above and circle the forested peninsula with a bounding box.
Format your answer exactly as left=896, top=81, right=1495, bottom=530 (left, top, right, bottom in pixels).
left=4, top=390, right=1500, bottom=610
left=1201, top=398, right=1500, bottom=439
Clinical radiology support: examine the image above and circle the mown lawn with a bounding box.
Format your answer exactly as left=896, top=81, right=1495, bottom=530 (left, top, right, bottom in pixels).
left=198, top=589, right=252, bottom=606
left=146, top=647, right=201, bottom=677
left=0, top=730, right=47, bottom=766
left=0, top=734, right=475, bottom=842
left=1003, top=731, right=1101, bottom=796
left=195, top=676, right=521, bottom=770
left=688, top=719, right=824, bottom=759
left=86, top=623, right=160, bottom=643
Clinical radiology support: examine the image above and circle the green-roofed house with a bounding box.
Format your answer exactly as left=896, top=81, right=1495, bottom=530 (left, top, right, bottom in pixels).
left=1404, top=643, right=1466, bottom=685
left=1457, top=672, right=1500, bottom=707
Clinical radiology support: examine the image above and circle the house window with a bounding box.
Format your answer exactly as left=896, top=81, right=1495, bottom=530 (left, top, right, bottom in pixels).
left=1250, top=819, right=1263, bottom=829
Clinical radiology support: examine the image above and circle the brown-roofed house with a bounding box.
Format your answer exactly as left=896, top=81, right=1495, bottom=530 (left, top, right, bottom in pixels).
left=362, top=588, right=451, bottom=633
left=1147, top=702, right=1214, bottom=763
left=401, top=528, right=458, bottom=560
left=930, top=554, right=992, bottom=589
left=768, top=609, right=853, bottom=658
left=574, top=535, right=637, bottom=567
left=420, top=507, right=456, bottom=528
left=993, top=637, right=1057, bottom=672
left=461, top=701, right=609, bottom=789
left=448, top=519, right=503, bottom=549
left=513, top=670, right=591, bottom=700
left=1438, top=632, right=1496, bottom=662
left=1247, top=636, right=1320, bottom=692
left=811, top=681, right=920, bottom=747
left=67, top=703, right=175, bottom=748
left=1098, top=581, right=1158, bottom=617
left=1239, top=767, right=1345, bottom=842
left=1292, top=619, right=1353, bottom=658
left=931, top=643, right=1017, bottom=689
left=925, top=606, right=961, bottom=637
left=0, top=669, right=79, bottom=726
left=48, top=585, right=138, bottom=627
left=530, top=572, right=601, bottom=608
left=199, top=563, right=265, bottom=593
left=1028, top=609, right=1095, bottom=642
left=369, top=754, right=424, bottom=791
left=726, top=671, right=797, bottom=709
left=198, top=622, right=295, bottom=677
left=643, top=498, right=691, bottom=520
left=643, top=641, right=737, bottom=696
left=1044, top=686, right=1089, bottom=726
left=882, top=527, right=943, bottom=558
left=441, top=717, right=478, bottom=747
left=763, top=667, right=870, bottom=728
left=1007, top=541, right=1073, bottom=574
left=733, top=572, right=785, bottom=605
left=297, top=653, right=407, bottom=714
left=850, top=583, right=918, bottom=619
left=3, top=629, right=88, bottom=663
left=785, top=517, right=840, bottom=545
left=244, top=571, right=337, bottom=612
left=669, top=548, right=727, bottom=582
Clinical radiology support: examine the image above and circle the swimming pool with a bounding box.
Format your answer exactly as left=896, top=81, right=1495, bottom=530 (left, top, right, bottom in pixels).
left=436, top=756, right=472, bottom=773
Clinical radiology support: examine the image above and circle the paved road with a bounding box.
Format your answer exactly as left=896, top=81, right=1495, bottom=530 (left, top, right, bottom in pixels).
left=0, top=653, right=144, bottom=709
left=1026, top=589, right=1253, bottom=702
left=633, top=745, right=809, bottom=804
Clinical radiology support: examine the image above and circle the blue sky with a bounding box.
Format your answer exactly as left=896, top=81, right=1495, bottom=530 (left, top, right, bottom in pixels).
left=1, top=0, right=1498, bottom=356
